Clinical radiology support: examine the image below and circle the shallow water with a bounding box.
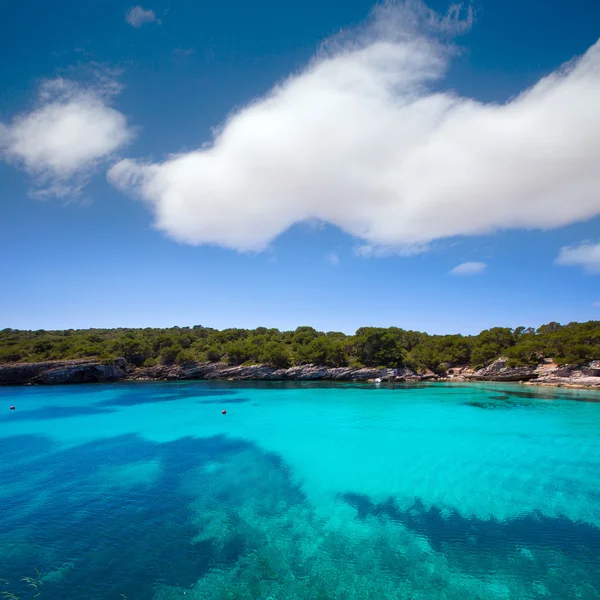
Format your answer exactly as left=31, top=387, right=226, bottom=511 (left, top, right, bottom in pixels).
left=1, top=381, right=599, bottom=600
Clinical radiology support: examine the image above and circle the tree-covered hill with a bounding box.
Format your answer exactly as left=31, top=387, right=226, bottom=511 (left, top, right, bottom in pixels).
left=1, top=321, right=599, bottom=374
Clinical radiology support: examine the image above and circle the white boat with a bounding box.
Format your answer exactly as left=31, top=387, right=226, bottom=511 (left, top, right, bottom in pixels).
left=374, top=378, right=382, bottom=384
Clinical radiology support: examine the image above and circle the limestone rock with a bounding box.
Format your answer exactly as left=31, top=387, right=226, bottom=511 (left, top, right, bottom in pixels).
left=1, top=356, right=598, bottom=388
left=583, top=360, right=600, bottom=377
left=37, top=363, right=126, bottom=384
left=0, top=359, right=126, bottom=385
left=470, top=357, right=539, bottom=382
left=132, top=362, right=404, bottom=382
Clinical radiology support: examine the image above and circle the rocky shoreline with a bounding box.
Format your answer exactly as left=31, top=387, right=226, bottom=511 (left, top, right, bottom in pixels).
left=440, top=357, right=600, bottom=389
left=0, top=356, right=599, bottom=389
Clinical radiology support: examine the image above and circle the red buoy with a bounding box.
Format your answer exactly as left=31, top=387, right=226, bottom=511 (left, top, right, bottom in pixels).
left=9, top=405, right=15, bottom=411
left=222, top=409, right=227, bottom=415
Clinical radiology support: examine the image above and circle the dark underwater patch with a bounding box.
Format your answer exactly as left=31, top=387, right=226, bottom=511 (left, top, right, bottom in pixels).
left=464, top=400, right=512, bottom=410
left=339, top=492, right=600, bottom=562
left=0, top=433, right=54, bottom=464
left=462, top=394, right=548, bottom=410
left=96, top=388, right=234, bottom=407
left=0, top=405, right=117, bottom=422
left=197, top=396, right=251, bottom=405
left=501, top=389, right=564, bottom=400
left=0, top=432, right=304, bottom=600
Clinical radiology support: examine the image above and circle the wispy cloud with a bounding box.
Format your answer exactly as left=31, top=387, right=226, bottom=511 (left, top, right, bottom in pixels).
left=109, top=0, right=600, bottom=254
left=125, top=6, right=161, bottom=28
left=354, top=243, right=429, bottom=258
left=173, top=48, right=195, bottom=57
left=0, top=76, right=135, bottom=198
left=325, top=252, right=340, bottom=266
left=593, top=301, right=600, bottom=307
left=450, top=261, right=486, bottom=276
left=556, top=242, right=600, bottom=273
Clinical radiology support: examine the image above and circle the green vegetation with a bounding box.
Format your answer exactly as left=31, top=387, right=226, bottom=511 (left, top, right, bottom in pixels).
left=0, top=321, right=599, bottom=373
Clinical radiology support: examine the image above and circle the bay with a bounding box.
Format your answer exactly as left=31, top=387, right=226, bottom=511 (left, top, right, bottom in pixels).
left=1, top=381, right=599, bottom=599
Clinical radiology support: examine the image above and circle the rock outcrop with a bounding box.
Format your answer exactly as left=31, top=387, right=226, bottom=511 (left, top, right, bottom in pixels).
left=0, top=359, right=412, bottom=385
left=469, top=357, right=539, bottom=382
left=526, top=360, right=600, bottom=389
left=0, top=359, right=127, bottom=385
left=132, top=362, right=406, bottom=382
left=449, top=357, right=600, bottom=388
left=36, top=360, right=127, bottom=385
left=1, top=356, right=599, bottom=388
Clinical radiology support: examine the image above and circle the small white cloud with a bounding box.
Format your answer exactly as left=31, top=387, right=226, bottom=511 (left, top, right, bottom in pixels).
left=450, top=261, right=486, bottom=276
left=109, top=0, right=600, bottom=254
left=325, top=252, right=340, bottom=266
left=592, top=301, right=600, bottom=307
left=125, top=6, right=160, bottom=28
left=0, top=76, right=134, bottom=198
left=556, top=242, right=600, bottom=273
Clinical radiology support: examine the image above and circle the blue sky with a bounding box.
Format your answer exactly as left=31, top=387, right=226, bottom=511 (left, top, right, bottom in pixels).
left=1, top=0, right=599, bottom=334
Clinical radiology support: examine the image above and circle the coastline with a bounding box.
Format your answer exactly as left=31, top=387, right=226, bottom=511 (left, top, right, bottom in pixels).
left=523, top=380, right=600, bottom=390
left=1, top=357, right=599, bottom=390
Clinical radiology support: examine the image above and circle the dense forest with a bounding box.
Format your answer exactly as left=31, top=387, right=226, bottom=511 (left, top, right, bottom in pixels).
left=1, top=321, right=599, bottom=374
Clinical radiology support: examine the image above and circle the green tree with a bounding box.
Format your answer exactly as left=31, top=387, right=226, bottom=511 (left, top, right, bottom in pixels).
left=1, top=321, right=599, bottom=370
left=259, top=342, right=291, bottom=368
left=204, top=346, right=223, bottom=362
left=224, top=340, right=253, bottom=365
left=160, top=343, right=183, bottom=364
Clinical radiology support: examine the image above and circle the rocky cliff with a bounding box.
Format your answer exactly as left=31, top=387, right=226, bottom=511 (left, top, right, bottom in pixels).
left=468, top=356, right=539, bottom=382
left=0, top=359, right=409, bottom=385
left=1, top=357, right=599, bottom=388
left=0, top=359, right=127, bottom=385
left=448, top=357, right=600, bottom=389
left=524, top=359, right=600, bottom=388
left=131, top=362, right=411, bottom=382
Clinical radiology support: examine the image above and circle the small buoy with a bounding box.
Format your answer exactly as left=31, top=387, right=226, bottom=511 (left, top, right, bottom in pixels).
left=9, top=405, right=15, bottom=411
left=222, top=409, right=227, bottom=415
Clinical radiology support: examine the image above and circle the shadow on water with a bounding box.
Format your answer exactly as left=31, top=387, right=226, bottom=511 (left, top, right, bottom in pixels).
left=464, top=400, right=513, bottom=410
left=0, top=405, right=117, bottom=422
left=0, top=431, right=304, bottom=600
left=477, top=386, right=566, bottom=401
left=502, top=389, right=565, bottom=400
left=461, top=391, right=579, bottom=410
left=463, top=396, right=541, bottom=410
left=0, top=433, right=55, bottom=463
left=96, top=388, right=233, bottom=407
left=339, top=492, right=600, bottom=561
left=197, top=397, right=252, bottom=405
left=0, top=383, right=110, bottom=399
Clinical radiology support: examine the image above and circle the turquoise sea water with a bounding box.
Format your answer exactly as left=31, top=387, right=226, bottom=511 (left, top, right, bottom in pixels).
left=1, top=381, right=600, bottom=600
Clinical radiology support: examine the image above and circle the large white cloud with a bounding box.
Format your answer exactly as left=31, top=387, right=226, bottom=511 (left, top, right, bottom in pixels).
left=0, top=77, right=134, bottom=198
left=556, top=242, right=600, bottom=273
left=108, top=1, right=600, bottom=253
